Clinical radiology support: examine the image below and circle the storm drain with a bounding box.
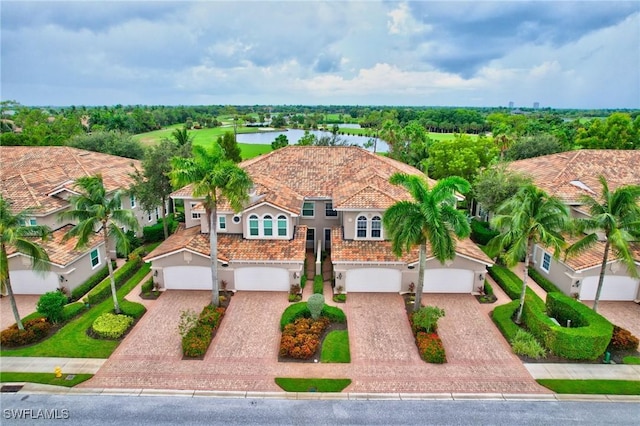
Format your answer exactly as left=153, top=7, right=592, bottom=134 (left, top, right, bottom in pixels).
left=1, top=385, right=24, bottom=393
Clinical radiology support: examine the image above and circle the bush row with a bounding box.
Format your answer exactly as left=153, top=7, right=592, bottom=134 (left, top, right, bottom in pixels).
left=85, top=255, right=143, bottom=305
left=528, top=268, right=562, bottom=294
left=491, top=300, right=520, bottom=343
left=91, top=313, right=134, bottom=339
left=70, top=264, right=110, bottom=302
left=142, top=215, right=179, bottom=243
left=487, top=265, right=522, bottom=300
left=280, top=302, right=346, bottom=331
left=279, top=317, right=330, bottom=359
left=0, top=318, right=51, bottom=347
left=182, top=304, right=226, bottom=358
left=313, top=275, right=324, bottom=294
left=470, top=219, right=499, bottom=246
left=119, top=299, right=147, bottom=319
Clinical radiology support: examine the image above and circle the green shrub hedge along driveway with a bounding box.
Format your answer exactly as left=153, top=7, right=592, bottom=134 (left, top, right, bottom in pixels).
left=0, top=263, right=149, bottom=358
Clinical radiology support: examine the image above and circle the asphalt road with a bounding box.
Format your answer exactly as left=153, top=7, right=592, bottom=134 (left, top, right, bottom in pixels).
left=1, top=394, right=639, bottom=425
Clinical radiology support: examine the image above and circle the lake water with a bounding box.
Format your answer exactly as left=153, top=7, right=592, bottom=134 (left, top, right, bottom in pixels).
left=237, top=128, right=389, bottom=153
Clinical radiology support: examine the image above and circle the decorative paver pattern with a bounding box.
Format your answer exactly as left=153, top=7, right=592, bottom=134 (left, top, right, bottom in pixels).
left=584, top=301, right=640, bottom=338
left=1, top=295, right=39, bottom=330
left=82, top=291, right=548, bottom=394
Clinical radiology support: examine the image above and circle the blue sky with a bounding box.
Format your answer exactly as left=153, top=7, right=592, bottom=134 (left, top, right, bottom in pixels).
left=2, top=0, right=639, bottom=108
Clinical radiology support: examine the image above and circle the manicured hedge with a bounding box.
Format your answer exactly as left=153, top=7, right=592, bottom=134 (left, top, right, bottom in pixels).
left=539, top=292, right=613, bottom=360
left=491, top=300, right=520, bottom=343
left=85, top=256, right=143, bottom=305
left=488, top=265, right=522, bottom=300
left=70, top=264, right=110, bottom=302
left=528, top=268, right=562, bottom=294
left=313, top=275, right=324, bottom=294
left=280, top=302, right=346, bottom=331
left=0, top=318, right=51, bottom=347
left=62, top=302, right=86, bottom=321
left=119, top=300, right=147, bottom=319
left=91, top=313, right=134, bottom=339
left=142, top=215, right=178, bottom=243
left=181, top=304, right=226, bottom=358
left=470, top=219, right=499, bottom=246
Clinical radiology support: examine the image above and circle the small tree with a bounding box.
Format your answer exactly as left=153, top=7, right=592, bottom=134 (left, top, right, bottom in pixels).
left=218, top=131, right=242, bottom=163
left=36, top=291, right=68, bottom=324
left=271, top=134, right=289, bottom=150
left=411, top=306, right=445, bottom=333
left=307, top=294, right=325, bottom=320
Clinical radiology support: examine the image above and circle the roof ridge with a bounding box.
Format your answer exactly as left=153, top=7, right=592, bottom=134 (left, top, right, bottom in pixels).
left=550, top=150, right=582, bottom=184
left=19, top=172, right=42, bottom=207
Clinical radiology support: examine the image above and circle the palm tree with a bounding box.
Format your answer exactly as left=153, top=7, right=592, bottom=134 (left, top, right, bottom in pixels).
left=488, top=185, right=570, bottom=323
left=170, top=143, right=252, bottom=307
left=383, top=173, right=471, bottom=312
left=0, top=195, right=51, bottom=330
left=566, top=176, right=640, bottom=312
left=61, top=175, right=139, bottom=314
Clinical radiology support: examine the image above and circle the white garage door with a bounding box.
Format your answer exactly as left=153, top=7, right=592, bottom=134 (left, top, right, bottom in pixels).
left=580, top=276, right=639, bottom=301
left=346, top=268, right=401, bottom=292
left=9, top=270, right=59, bottom=295
left=164, top=266, right=211, bottom=290
left=424, top=268, right=474, bottom=293
left=235, top=267, right=289, bottom=291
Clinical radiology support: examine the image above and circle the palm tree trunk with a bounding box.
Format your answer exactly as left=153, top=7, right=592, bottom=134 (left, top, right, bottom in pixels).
left=413, top=242, right=427, bottom=313
left=2, top=244, right=24, bottom=330
left=515, top=241, right=533, bottom=324
left=104, top=227, right=121, bottom=314
left=593, top=241, right=610, bottom=313
left=209, top=206, right=220, bottom=307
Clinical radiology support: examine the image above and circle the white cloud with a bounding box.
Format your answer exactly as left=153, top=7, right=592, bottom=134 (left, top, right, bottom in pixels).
left=387, top=2, right=431, bottom=35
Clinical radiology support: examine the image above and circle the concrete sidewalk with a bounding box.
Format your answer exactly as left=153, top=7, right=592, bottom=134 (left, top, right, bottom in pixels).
left=525, top=363, right=640, bottom=380
left=1, top=357, right=106, bottom=374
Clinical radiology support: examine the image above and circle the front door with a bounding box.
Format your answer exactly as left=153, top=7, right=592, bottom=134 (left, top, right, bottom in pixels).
left=306, top=228, right=315, bottom=250
left=324, top=228, right=331, bottom=250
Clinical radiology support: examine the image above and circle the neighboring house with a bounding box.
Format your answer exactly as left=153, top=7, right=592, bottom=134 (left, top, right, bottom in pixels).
left=508, top=150, right=640, bottom=301
left=146, top=146, right=493, bottom=293
left=0, top=146, right=159, bottom=295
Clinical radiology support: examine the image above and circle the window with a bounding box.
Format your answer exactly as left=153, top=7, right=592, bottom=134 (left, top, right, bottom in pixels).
left=277, top=215, right=287, bottom=236
left=218, top=215, right=226, bottom=231
left=302, top=201, right=315, bottom=217
left=232, top=215, right=241, bottom=224
left=90, top=249, right=100, bottom=268
left=325, top=202, right=337, bottom=217
left=371, top=216, right=382, bottom=238
left=249, top=215, right=259, bottom=236
left=129, top=194, right=136, bottom=208
left=190, top=202, right=201, bottom=220
left=541, top=252, right=551, bottom=273
left=155, top=208, right=159, bottom=220
left=147, top=211, right=153, bottom=222
left=324, top=228, right=331, bottom=248
left=357, top=216, right=367, bottom=238
left=263, top=215, right=273, bottom=236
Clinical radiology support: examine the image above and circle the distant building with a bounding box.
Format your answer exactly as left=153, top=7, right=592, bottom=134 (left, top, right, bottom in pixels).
left=508, top=101, right=514, bottom=109
left=533, top=102, right=540, bottom=109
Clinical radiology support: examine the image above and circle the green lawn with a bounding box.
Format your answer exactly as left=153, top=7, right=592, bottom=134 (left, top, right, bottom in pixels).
left=239, top=143, right=272, bottom=159
left=1, top=263, right=149, bottom=358
left=275, top=378, right=351, bottom=392
left=0, top=372, right=93, bottom=387
left=623, top=356, right=640, bottom=365
left=133, top=125, right=265, bottom=146
left=320, top=330, right=351, bottom=363
left=537, top=379, right=640, bottom=395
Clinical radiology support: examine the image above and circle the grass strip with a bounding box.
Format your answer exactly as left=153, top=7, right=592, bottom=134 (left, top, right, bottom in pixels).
left=1, top=263, right=149, bottom=358
left=275, top=378, right=351, bottom=392
left=537, top=379, right=640, bottom=395
left=0, top=372, right=93, bottom=387
left=623, top=356, right=640, bottom=365
left=320, top=330, right=351, bottom=363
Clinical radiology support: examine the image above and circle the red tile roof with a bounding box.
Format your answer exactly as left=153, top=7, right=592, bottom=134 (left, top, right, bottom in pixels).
left=0, top=146, right=141, bottom=214
left=508, top=150, right=640, bottom=205
left=145, top=225, right=307, bottom=263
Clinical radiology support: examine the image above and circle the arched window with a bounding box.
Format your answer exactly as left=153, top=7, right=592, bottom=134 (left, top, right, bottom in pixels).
left=356, top=215, right=367, bottom=238
left=371, top=216, right=381, bottom=238
left=249, top=214, right=259, bottom=236
left=263, top=215, right=273, bottom=236
left=277, top=215, right=287, bottom=236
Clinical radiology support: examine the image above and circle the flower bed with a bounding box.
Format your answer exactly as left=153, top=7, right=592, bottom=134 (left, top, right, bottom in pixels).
left=279, top=317, right=330, bottom=359
left=0, top=318, right=52, bottom=347
left=181, top=304, right=226, bottom=358
left=404, top=297, right=447, bottom=364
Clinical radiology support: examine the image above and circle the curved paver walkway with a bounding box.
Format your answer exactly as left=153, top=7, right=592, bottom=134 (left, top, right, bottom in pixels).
left=81, top=291, right=547, bottom=394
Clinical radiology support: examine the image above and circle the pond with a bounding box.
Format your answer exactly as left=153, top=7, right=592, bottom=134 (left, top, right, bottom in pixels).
left=237, top=128, right=389, bottom=153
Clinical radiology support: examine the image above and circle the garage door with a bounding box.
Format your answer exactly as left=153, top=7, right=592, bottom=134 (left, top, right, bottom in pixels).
left=235, top=267, right=289, bottom=291
left=9, top=270, right=59, bottom=295
left=346, top=268, right=401, bottom=292
left=424, top=268, right=474, bottom=293
left=580, top=276, right=639, bottom=301
left=164, top=266, right=211, bottom=290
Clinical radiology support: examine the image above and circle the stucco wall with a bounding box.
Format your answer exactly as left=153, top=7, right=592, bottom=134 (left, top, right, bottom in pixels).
left=298, top=199, right=341, bottom=251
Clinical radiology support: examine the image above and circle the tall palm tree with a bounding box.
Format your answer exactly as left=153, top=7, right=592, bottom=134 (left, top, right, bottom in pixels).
left=0, top=195, right=51, bottom=330
left=383, top=173, right=471, bottom=312
left=170, top=143, right=252, bottom=307
left=488, top=185, right=570, bottom=323
left=566, top=176, right=640, bottom=312
left=61, top=175, right=139, bottom=314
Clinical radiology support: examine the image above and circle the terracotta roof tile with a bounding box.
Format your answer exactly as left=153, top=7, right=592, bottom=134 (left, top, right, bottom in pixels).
left=145, top=225, right=307, bottom=263
left=6, top=225, right=103, bottom=267
left=555, top=237, right=640, bottom=271
left=0, top=146, right=141, bottom=214
left=508, top=150, right=640, bottom=205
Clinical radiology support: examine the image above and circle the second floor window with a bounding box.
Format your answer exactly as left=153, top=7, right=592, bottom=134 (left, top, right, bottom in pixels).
left=277, top=215, right=287, bottom=236
left=249, top=215, right=259, bottom=236
left=357, top=216, right=367, bottom=238
left=371, top=216, right=381, bottom=238
left=264, top=215, right=273, bottom=236
left=302, top=201, right=314, bottom=217
left=90, top=248, right=100, bottom=268
left=129, top=194, right=136, bottom=208
left=325, top=202, right=337, bottom=217
left=356, top=214, right=383, bottom=239
left=218, top=215, right=226, bottom=231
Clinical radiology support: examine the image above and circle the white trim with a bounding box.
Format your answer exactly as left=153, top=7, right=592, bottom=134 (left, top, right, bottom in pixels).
left=407, top=252, right=494, bottom=268
left=144, top=248, right=221, bottom=263
left=354, top=212, right=384, bottom=241
left=242, top=201, right=298, bottom=216
left=333, top=261, right=406, bottom=266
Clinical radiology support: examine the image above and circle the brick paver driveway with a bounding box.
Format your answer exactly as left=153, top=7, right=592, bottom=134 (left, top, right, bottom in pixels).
left=586, top=301, right=640, bottom=338
left=83, top=291, right=547, bottom=394
left=1, top=295, right=39, bottom=330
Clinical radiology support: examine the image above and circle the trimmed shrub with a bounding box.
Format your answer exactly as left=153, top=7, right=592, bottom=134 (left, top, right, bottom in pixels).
left=143, top=215, right=178, bottom=243
left=70, top=264, right=109, bottom=301
left=198, top=305, right=225, bottom=329
left=300, top=272, right=307, bottom=289
left=511, top=329, right=546, bottom=359
left=178, top=309, right=199, bottom=338
left=488, top=265, right=522, bottom=300
left=321, top=304, right=347, bottom=323
left=470, top=219, right=499, bottom=245
left=182, top=324, right=213, bottom=358
left=141, top=277, right=154, bottom=294
left=181, top=304, right=226, bottom=358
left=333, top=293, right=347, bottom=303
left=609, top=326, right=639, bottom=352
left=91, top=313, right=134, bottom=339
left=279, top=317, right=330, bottom=359
left=528, top=268, right=561, bottom=294
left=36, top=291, right=68, bottom=324
left=116, top=230, right=142, bottom=258
left=280, top=302, right=311, bottom=330
left=0, top=318, right=51, bottom=347
left=119, top=300, right=147, bottom=319
left=411, top=306, right=445, bottom=334
left=62, top=302, right=86, bottom=321
left=308, top=294, right=325, bottom=319
left=313, top=275, right=324, bottom=294
left=492, top=300, right=520, bottom=343
left=416, top=332, right=446, bottom=363
left=86, top=256, right=143, bottom=305
left=484, top=280, right=494, bottom=296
